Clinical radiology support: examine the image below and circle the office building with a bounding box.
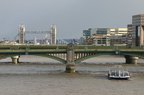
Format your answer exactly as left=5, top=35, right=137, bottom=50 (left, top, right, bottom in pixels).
left=83, top=28, right=128, bottom=46
left=110, top=28, right=128, bottom=46
left=132, top=14, right=144, bottom=46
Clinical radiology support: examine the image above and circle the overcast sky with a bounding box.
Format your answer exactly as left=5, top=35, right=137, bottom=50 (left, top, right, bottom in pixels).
left=0, top=0, right=144, bottom=40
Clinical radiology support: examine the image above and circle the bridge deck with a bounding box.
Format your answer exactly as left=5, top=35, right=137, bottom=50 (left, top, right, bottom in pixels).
left=0, top=45, right=144, bottom=52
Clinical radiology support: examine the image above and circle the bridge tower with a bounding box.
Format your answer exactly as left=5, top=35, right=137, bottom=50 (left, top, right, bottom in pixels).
left=18, top=25, right=25, bottom=44
left=50, top=25, right=56, bottom=45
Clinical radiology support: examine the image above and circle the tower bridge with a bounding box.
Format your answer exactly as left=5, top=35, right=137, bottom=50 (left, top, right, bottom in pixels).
left=18, top=25, right=56, bottom=45
left=0, top=44, right=143, bottom=73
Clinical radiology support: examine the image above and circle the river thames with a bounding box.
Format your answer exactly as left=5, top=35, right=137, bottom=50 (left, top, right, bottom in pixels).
left=0, top=55, right=144, bottom=95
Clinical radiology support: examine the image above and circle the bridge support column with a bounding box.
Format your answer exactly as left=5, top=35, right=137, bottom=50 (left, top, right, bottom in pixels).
left=65, top=43, right=75, bottom=73
left=131, top=57, right=139, bottom=65
left=66, top=65, right=75, bottom=73
left=124, top=55, right=139, bottom=64
left=11, top=56, right=19, bottom=64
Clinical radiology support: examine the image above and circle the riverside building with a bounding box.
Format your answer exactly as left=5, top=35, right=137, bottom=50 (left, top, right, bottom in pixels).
left=132, top=14, right=144, bottom=46
left=83, top=28, right=128, bottom=46
left=110, top=28, right=127, bottom=46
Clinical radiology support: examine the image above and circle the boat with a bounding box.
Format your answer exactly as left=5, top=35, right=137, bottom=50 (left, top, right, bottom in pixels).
left=108, top=65, right=130, bottom=79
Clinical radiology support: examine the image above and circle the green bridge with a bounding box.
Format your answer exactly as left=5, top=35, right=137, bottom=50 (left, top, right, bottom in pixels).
left=0, top=43, right=144, bottom=72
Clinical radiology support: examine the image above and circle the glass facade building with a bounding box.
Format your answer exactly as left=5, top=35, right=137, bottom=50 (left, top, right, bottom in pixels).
left=83, top=30, right=91, bottom=39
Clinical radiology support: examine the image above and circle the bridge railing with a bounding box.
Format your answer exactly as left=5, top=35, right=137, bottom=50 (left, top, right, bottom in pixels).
left=0, top=45, right=144, bottom=51
left=74, top=45, right=144, bottom=49
left=0, top=45, right=68, bottom=53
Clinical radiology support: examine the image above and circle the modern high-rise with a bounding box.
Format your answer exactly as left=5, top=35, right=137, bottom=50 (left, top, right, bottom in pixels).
left=132, top=14, right=144, bottom=46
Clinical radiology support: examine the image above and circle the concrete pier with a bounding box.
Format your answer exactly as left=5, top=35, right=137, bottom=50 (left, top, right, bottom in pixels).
left=66, top=65, right=75, bottom=73
left=65, top=43, right=75, bottom=73
left=131, top=56, right=139, bottom=65
left=124, top=55, right=139, bottom=64
left=11, top=56, right=19, bottom=64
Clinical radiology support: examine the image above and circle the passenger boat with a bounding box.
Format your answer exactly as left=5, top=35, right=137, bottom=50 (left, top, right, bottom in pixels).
left=108, top=65, right=130, bottom=79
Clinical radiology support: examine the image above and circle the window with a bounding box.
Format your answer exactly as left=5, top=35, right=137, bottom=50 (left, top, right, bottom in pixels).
left=97, top=30, right=107, bottom=34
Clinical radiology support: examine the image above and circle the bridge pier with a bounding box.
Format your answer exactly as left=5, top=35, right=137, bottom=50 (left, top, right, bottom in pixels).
left=124, top=55, right=139, bottom=65
left=65, top=43, right=75, bottom=73
left=11, top=56, right=19, bottom=64
left=130, top=57, right=139, bottom=65
left=66, top=65, right=75, bottom=73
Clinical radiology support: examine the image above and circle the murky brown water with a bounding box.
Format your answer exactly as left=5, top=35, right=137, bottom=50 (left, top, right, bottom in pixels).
left=0, top=55, right=144, bottom=95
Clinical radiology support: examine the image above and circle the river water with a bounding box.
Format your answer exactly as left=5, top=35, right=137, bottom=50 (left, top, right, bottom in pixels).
left=0, top=55, right=144, bottom=95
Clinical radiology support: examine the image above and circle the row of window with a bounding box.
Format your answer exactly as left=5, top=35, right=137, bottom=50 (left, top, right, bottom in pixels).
left=133, top=17, right=144, bottom=19
left=97, top=31, right=107, bottom=34
left=132, top=20, right=144, bottom=22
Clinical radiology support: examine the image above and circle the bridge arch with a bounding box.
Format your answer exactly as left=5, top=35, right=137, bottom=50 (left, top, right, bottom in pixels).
left=75, top=53, right=144, bottom=64
left=0, top=54, right=19, bottom=60
left=75, top=53, right=114, bottom=64
left=0, top=54, right=67, bottom=64
left=32, top=54, right=67, bottom=64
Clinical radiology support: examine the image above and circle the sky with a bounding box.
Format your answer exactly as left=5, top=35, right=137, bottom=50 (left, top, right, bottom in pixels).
left=0, top=0, right=144, bottom=40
